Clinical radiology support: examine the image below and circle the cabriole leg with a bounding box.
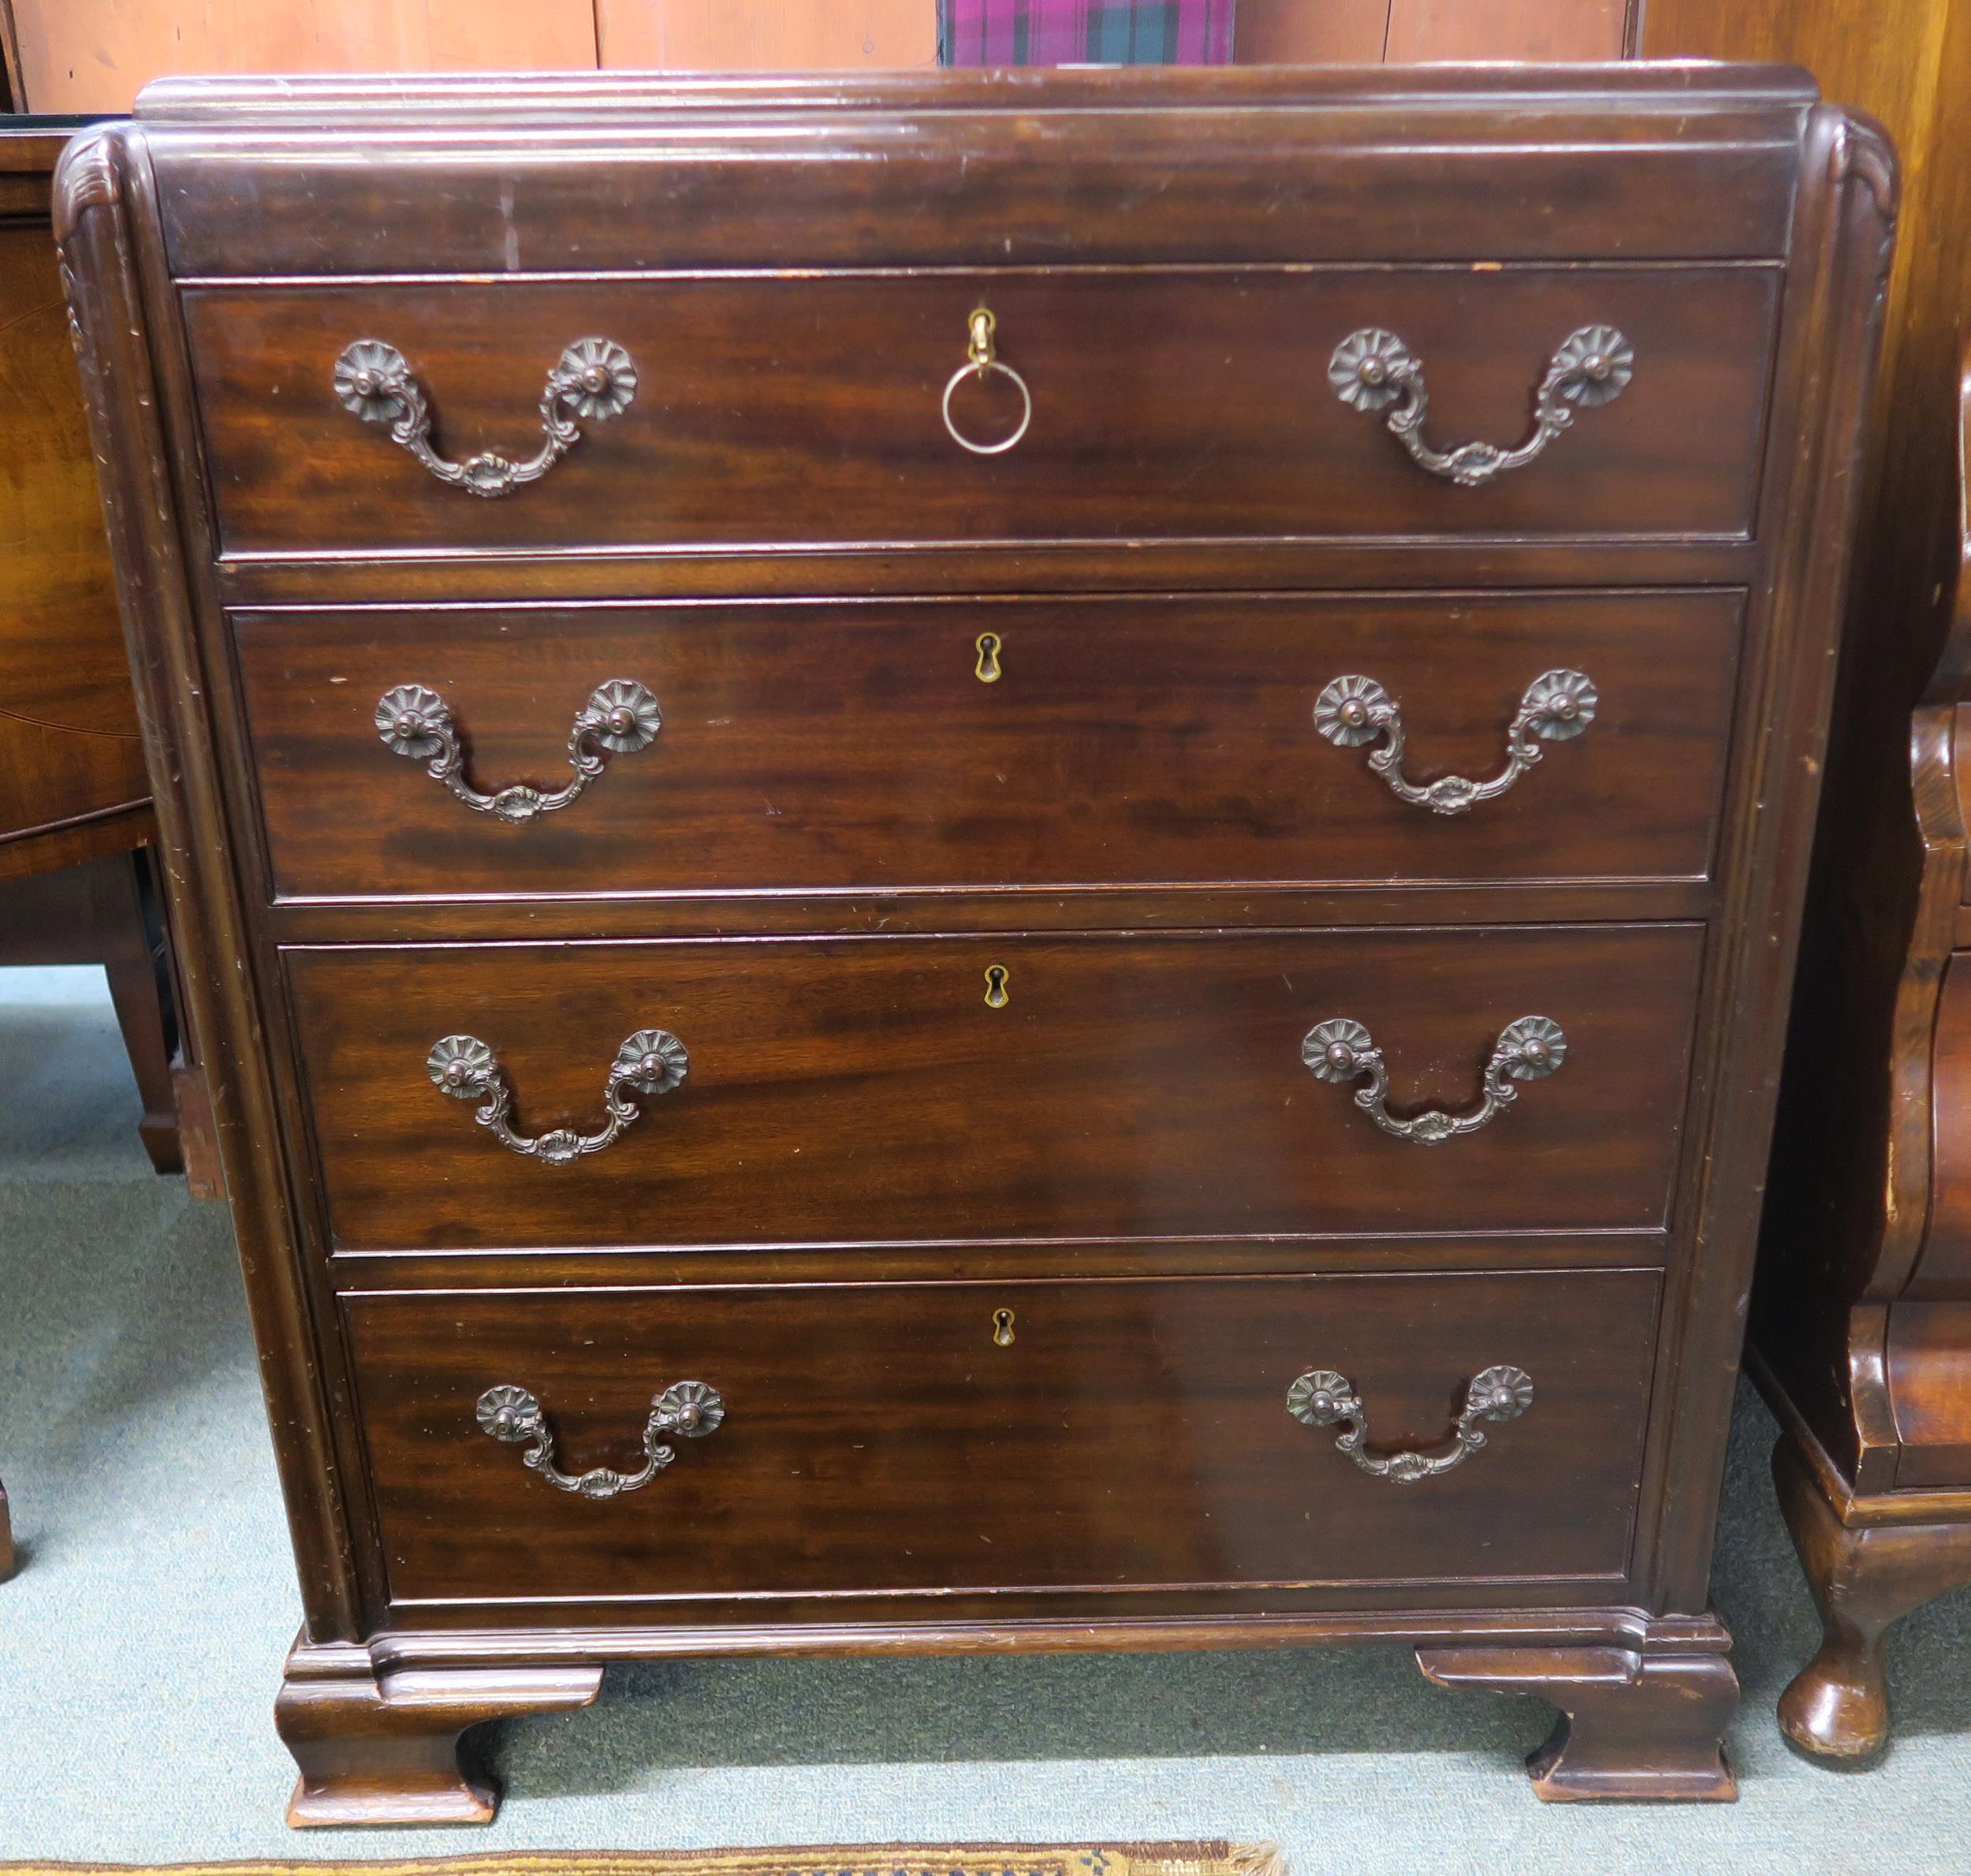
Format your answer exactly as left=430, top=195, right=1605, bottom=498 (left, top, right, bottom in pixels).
left=1773, top=1436, right=1971, bottom=1763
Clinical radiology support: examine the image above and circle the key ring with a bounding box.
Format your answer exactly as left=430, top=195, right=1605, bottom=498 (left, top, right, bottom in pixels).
left=942, top=307, right=1032, bottom=456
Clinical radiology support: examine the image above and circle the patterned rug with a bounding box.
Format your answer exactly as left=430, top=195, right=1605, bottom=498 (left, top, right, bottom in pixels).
left=0, top=1844, right=1284, bottom=1876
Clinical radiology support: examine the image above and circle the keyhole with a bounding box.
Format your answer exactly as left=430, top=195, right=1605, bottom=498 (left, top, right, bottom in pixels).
left=992, top=1307, right=1016, bottom=1347
left=983, top=964, right=1010, bottom=1009
left=974, top=632, right=1003, bottom=684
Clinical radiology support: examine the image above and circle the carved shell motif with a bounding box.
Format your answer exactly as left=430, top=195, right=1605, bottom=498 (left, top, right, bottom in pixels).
left=333, top=338, right=411, bottom=423
left=476, top=1384, right=542, bottom=1443
left=613, top=1029, right=690, bottom=1095
left=1522, top=669, right=1599, bottom=741
left=1497, top=1016, right=1567, bottom=1080
left=656, top=1379, right=725, bottom=1437
left=1286, top=1369, right=1359, bottom=1427
left=1302, top=1017, right=1376, bottom=1083
left=553, top=338, right=639, bottom=420
left=1466, top=1365, right=1536, bottom=1421
left=1313, top=674, right=1394, bottom=748
left=374, top=683, right=450, bottom=758
left=427, top=1034, right=497, bottom=1099
left=1552, top=326, right=1634, bottom=407
left=1326, top=328, right=1414, bottom=412
left=586, top=678, right=663, bottom=754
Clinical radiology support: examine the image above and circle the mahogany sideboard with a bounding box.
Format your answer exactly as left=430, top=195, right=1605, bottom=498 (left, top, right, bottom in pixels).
left=56, top=65, right=1892, bottom=1819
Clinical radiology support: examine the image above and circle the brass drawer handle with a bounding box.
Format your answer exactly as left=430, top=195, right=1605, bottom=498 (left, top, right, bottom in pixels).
left=1314, top=668, right=1597, bottom=815
left=1302, top=1014, right=1565, bottom=1143
left=1329, top=325, right=1632, bottom=487
left=376, top=679, right=660, bottom=824
left=477, top=1381, right=725, bottom=1499
left=1287, top=1366, right=1533, bottom=1483
left=427, top=1028, right=687, bottom=1166
left=334, top=337, right=637, bottom=497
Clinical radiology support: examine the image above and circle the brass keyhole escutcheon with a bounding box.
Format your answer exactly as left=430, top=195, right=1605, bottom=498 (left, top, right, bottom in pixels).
left=992, top=1307, right=1016, bottom=1347
left=983, top=964, right=1010, bottom=1009
left=974, top=632, right=1004, bottom=684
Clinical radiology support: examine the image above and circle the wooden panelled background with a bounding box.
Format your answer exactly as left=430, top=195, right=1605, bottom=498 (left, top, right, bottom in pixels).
left=10, top=1, right=596, bottom=112
left=7, top=0, right=1634, bottom=112
left=1238, top=0, right=1628, bottom=61
left=1635, top=1, right=1971, bottom=694
left=598, top=2, right=935, bottom=72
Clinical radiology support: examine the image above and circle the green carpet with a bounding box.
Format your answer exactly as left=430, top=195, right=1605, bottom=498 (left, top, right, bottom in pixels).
left=2, top=965, right=1968, bottom=1870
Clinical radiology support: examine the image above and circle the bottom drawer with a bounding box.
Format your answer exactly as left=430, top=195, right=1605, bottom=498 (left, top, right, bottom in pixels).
left=346, top=1267, right=1660, bottom=1609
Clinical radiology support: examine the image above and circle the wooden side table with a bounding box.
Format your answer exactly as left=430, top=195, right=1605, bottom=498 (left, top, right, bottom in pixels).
left=0, top=118, right=220, bottom=1583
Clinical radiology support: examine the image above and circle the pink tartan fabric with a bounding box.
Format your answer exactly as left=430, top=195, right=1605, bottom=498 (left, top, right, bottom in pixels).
left=940, top=0, right=1235, bottom=65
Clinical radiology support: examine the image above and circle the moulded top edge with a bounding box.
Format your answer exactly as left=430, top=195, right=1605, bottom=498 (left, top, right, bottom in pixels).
left=130, top=61, right=1822, bottom=125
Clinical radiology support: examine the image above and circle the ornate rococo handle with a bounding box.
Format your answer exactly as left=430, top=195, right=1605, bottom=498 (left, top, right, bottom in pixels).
left=1314, top=669, right=1597, bottom=815
left=428, top=1028, right=688, bottom=1166
left=334, top=337, right=637, bottom=498
left=1329, top=325, right=1633, bottom=487
left=476, top=1380, right=725, bottom=1499
left=1302, top=1014, right=1566, bottom=1144
left=1287, top=1366, right=1534, bottom=1483
left=376, top=679, right=661, bottom=825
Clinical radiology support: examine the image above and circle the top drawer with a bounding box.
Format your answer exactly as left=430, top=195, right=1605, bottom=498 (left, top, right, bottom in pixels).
left=184, top=266, right=1779, bottom=558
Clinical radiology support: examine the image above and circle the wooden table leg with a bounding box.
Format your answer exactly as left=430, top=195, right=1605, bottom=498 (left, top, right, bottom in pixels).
left=95, top=848, right=181, bottom=1175
left=0, top=847, right=222, bottom=1190
left=1773, top=1436, right=1971, bottom=1762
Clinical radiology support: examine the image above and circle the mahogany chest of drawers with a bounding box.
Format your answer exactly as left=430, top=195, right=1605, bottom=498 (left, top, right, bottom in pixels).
left=58, top=65, right=1893, bottom=1822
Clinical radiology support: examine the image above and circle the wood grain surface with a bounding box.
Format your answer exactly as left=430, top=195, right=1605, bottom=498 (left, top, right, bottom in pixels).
left=286, top=925, right=1704, bottom=1251
left=237, top=590, right=1743, bottom=901
left=187, top=267, right=1779, bottom=557
left=345, top=1267, right=1661, bottom=1604
left=51, top=69, right=1894, bottom=1811
left=0, top=211, right=147, bottom=841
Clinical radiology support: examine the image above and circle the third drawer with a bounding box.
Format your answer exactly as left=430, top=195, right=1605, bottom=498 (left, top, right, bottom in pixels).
left=287, top=924, right=1703, bottom=1252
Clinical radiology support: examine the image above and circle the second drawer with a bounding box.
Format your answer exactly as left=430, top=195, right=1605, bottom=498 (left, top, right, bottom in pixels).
left=235, top=591, right=1742, bottom=900
left=287, top=925, right=1703, bottom=1251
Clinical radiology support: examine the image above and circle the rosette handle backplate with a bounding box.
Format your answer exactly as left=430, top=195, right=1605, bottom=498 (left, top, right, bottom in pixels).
left=1287, top=1366, right=1534, bottom=1483
left=427, top=1028, right=689, bottom=1166
left=475, top=1381, right=725, bottom=1499
left=1328, top=325, right=1632, bottom=487
left=375, top=679, right=661, bottom=825
left=1301, top=1014, right=1567, bottom=1144
left=333, top=337, right=637, bottom=497
left=1313, top=669, right=1597, bottom=816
